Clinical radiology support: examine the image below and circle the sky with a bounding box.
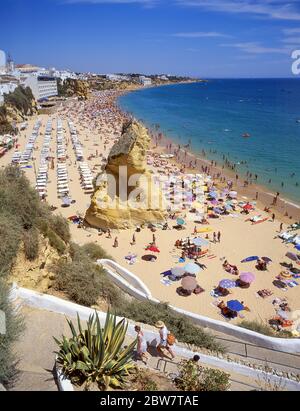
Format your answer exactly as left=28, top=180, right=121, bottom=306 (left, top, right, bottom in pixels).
left=1, top=0, right=300, bottom=77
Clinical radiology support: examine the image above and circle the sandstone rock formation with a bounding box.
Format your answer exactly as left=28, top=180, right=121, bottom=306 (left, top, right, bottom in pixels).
left=85, top=121, right=167, bottom=229
left=9, top=235, right=59, bottom=293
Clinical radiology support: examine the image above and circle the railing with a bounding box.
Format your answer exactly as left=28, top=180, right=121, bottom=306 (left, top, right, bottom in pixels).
left=214, top=335, right=300, bottom=373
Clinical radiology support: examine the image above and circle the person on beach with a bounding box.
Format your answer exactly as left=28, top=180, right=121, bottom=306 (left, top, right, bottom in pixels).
left=113, top=237, right=118, bottom=248
left=213, top=232, right=217, bottom=243
left=155, top=321, right=175, bottom=360
left=152, top=233, right=156, bottom=245
left=107, top=229, right=112, bottom=239
left=272, top=213, right=275, bottom=222
left=280, top=222, right=283, bottom=232
left=131, top=233, right=136, bottom=245
left=134, top=325, right=148, bottom=365
left=217, top=231, right=221, bottom=243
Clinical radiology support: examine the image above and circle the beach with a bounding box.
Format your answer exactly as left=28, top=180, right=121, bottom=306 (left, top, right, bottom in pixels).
left=1, top=90, right=300, bottom=332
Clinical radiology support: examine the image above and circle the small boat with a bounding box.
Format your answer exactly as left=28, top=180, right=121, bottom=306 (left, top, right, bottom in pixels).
left=296, top=119, right=300, bottom=123
left=242, top=133, right=251, bottom=138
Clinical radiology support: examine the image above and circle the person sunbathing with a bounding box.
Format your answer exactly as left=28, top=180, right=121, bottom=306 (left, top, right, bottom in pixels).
left=256, top=259, right=267, bottom=271
left=223, top=261, right=239, bottom=275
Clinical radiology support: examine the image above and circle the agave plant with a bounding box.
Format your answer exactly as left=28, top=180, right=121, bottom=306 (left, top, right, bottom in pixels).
left=54, top=311, right=137, bottom=390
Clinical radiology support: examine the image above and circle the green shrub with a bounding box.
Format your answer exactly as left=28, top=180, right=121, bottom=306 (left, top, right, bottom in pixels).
left=0, top=214, right=22, bottom=278
left=81, top=242, right=113, bottom=261
left=0, top=280, right=24, bottom=387
left=23, top=228, right=39, bottom=260
left=54, top=311, right=136, bottom=390
left=175, top=360, right=230, bottom=391
left=0, top=166, right=42, bottom=229
left=46, top=229, right=66, bottom=255
left=239, top=320, right=275, bottom=337
left=48, top=215, right=70, bottom=244
left=52, top=256, right=121, bottom=307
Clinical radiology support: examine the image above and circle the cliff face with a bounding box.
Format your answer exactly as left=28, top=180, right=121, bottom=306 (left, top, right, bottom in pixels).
left=58, top=79, right=90, bottom=100
left=0, top=86, right=38, bottom=135
left=85, top=121, right=167, bottom=229
left=9, top=235, right=59, bottom=293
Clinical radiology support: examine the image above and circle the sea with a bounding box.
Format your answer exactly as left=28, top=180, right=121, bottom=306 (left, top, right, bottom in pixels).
left=119, top=79, right=300, bottom=204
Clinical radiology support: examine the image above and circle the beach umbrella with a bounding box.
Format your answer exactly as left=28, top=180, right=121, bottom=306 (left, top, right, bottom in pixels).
left=227, top=300, right=244, bottom=312
left=241, top=256, right=259, bottom=263
left=229, top=191, right=237, bottom=198
left=210, top=199, right=218, bottom=205
left=285, top=252, right=299, bottom=261
left=184, top=262, right=201, bottom=275
left=181, top=276, right=197, bottom=291
left=219, top=279, right=236, bottom=289
left=193, top=237, right=209, bottom=247
left=296, top=245, right=300, bottom=251
left=240, top=272, right=255, bottom=283
left=171, top=266, right=185, bottom=278
left=262, top=257, right=272, bottom=263
left=177, top=218, right=185, bottom=226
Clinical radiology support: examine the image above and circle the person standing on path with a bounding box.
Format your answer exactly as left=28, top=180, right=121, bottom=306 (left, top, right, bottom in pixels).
left=155, top=321, right=175, bottom=360
left=134, top=325, right=148, bottom=365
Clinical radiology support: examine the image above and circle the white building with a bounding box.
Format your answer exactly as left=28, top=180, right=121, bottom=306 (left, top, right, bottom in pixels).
left=0, top=50, right=7, bottom=75
left=106, top=74, right=130, bottom=82
left=139, top=76, right=152, bottom=86
left=52, top=69, right=77, bottom=82
left=23, top=75, right=58, bottom=101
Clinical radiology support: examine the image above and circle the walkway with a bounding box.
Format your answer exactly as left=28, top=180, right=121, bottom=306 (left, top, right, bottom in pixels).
left=11, top=305, right=267, bottom=391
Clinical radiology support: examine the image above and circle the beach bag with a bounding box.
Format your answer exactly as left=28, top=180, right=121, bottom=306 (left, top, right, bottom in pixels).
left=167, top=333, right=176, bottom=346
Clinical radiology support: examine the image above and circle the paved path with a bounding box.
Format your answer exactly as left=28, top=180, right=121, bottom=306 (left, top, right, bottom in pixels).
left=11, top=305, right=271, bottom=391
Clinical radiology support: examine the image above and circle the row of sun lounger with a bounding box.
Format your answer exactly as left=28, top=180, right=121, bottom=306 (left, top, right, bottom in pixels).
left=12, top=120, right=42, bottom=165
left=56, top=119, right=70, bottom=198
left=68, top=121, right=84, bottom=161
left=35, top=119, right=53, bottom=198
left=78, top=162, right=94, bottom=192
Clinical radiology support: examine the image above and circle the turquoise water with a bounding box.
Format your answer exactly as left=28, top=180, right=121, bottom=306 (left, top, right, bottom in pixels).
left=119, top=79, right=300, bottom=204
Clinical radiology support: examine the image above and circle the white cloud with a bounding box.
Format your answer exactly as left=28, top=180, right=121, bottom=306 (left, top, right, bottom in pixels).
left=177, top=0, right=300, bottom=21
left=283, top=27, right=300, bottom=35
left=173, top=31, right=232, bottom=38
left=220, top=41, right=290, bottom=54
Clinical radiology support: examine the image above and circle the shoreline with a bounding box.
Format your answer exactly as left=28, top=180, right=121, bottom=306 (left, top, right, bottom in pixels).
left=115, top=87, right=300, bottom=223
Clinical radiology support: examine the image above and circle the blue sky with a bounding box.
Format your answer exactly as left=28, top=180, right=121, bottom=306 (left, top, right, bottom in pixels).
left=1, top=0, right=300, bottom=77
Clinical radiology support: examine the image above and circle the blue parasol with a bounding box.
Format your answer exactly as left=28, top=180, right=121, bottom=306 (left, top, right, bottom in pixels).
left=227, top=300, right=244, bottom=312
left=219, top=279, right=236, bottom=289
left=184, top=262, right=201, bottom=275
